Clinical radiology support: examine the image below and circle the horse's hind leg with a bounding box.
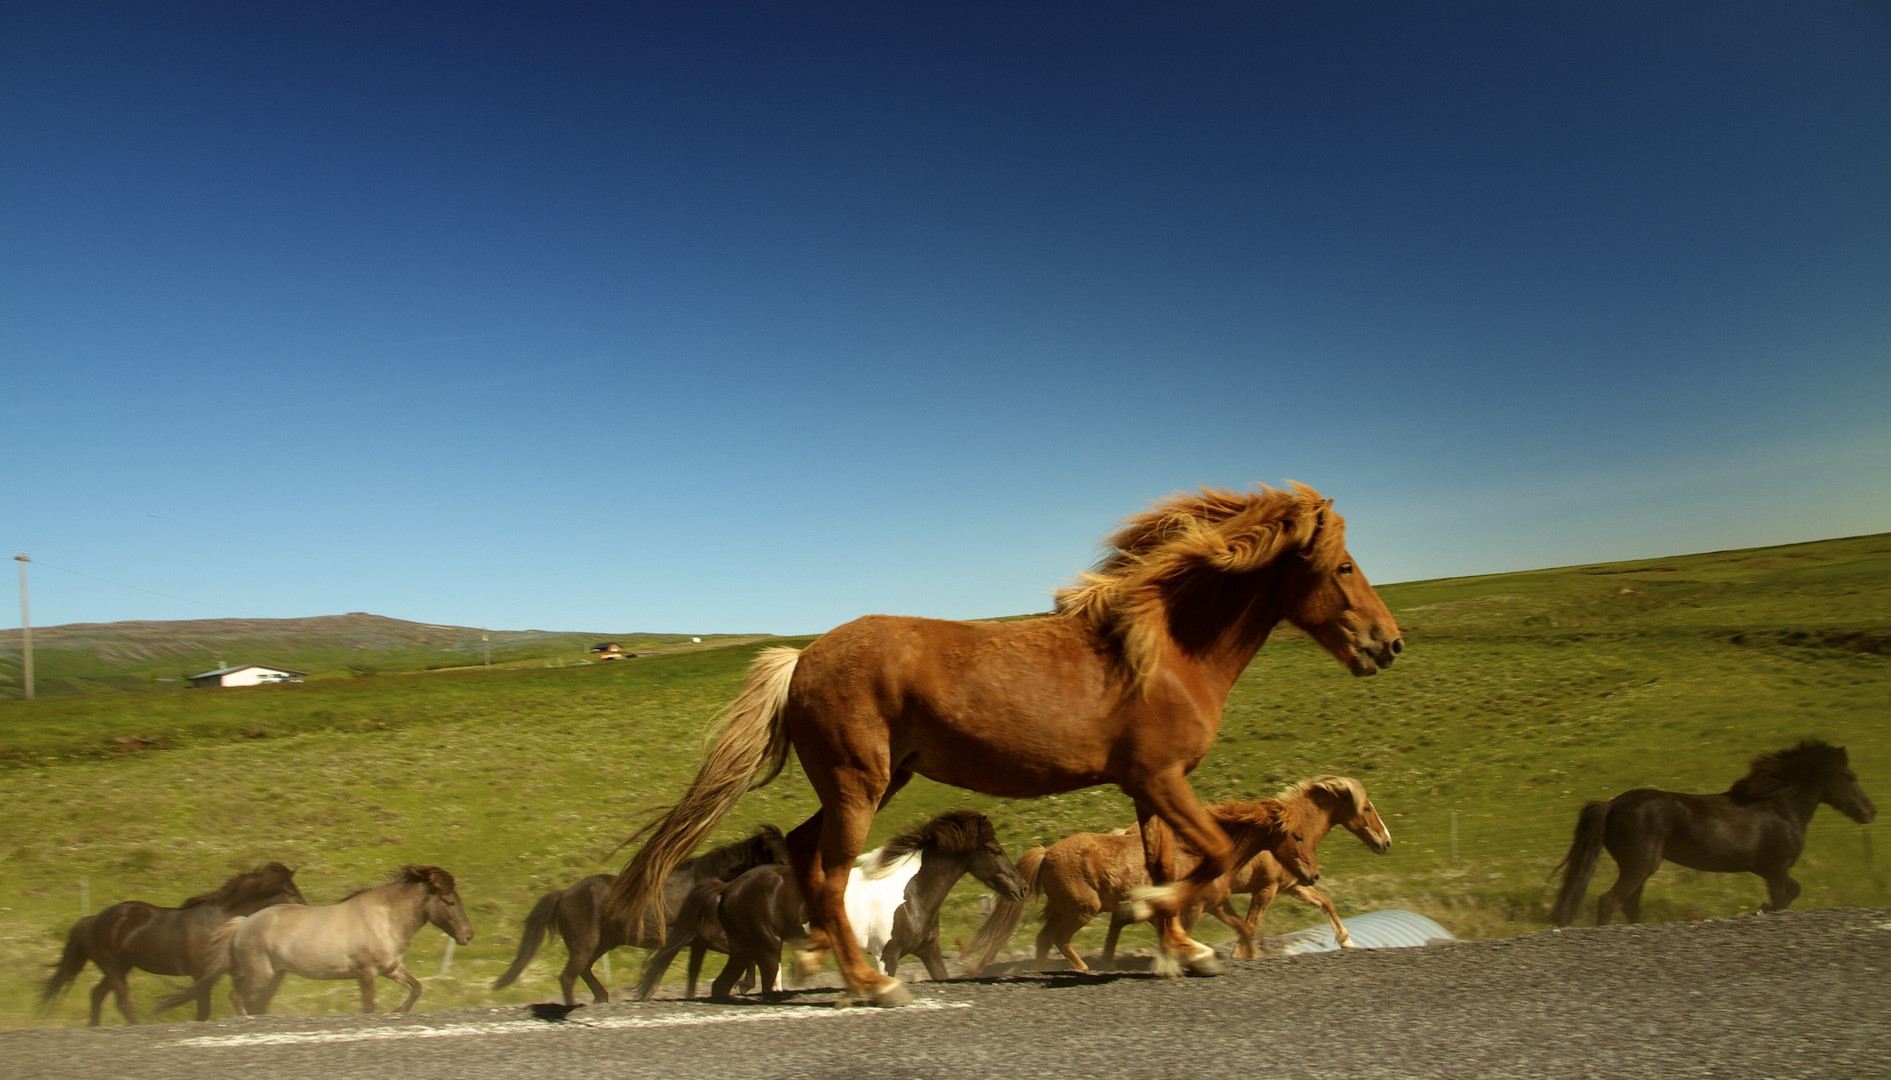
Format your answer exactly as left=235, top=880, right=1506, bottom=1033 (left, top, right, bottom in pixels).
left=1125, top=771, right=1232, bottom=976
left=1100, top=913, right=1128, bottom=968
left=574, top=951, right=608, bottom=1004
left=709, top=953, right=750, bottom=1000
left=1241, top=884, right=1281, bottom=957
left=192, top=983, right=213, bottom=1022
left=1040, top=908, right=1095, bottom=973
left=87, top=977, right=114, bottom=1027
left=1597, top=866, right=1651, bottom=926
left=792, top=773, right=908, bottom=1005
left=102, top=967, right=137, bottom=1025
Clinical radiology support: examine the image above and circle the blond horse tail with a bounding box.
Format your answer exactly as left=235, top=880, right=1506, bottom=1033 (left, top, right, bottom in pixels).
left=607, top=647, right=800, bottom=936
left=156, top=916, right=245, bottom=1013
left=959, top=845, right=1046, bottom=976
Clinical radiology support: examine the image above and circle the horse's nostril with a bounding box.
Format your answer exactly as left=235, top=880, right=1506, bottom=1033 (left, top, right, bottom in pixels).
left=1389, top=637, right=1404, bottom=655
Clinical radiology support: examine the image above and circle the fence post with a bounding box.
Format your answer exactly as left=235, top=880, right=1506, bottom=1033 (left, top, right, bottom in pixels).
left=602, top=952, right=613, bottom=986
left=80, top=876, right=90, bottom=916
left=1449, top=811, right=1460, bottom=863
left=441, top=939, right=455, bottom=975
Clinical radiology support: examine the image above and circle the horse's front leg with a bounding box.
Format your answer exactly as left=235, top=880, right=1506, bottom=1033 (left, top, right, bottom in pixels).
left=355, top=968, right=379, bottom=1012
left=1125, top=771, right=1232, bottom=977
left=387, top=963, right=425, bottom=1012
left=1243, top=881, right=1283, bottom=951
left=1203, top=898, right=1258, bottom=958
left=1760, top=870, right=1801, bottom=913
left=914, top=936, right=951, bottom=982
left=1288, top=883, right=1352, bottom=948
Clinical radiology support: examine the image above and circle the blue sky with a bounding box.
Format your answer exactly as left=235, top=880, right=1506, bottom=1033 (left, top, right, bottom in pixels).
left=4, top=2, right=1887, bottom=635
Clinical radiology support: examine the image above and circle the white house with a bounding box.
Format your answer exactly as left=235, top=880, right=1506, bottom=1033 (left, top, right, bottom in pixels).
left=189, top=664, right=307, bottom=688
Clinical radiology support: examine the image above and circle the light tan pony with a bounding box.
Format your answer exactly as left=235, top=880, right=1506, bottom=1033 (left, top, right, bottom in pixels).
left=608, top=484, right=1402, bottom=1006
left=160, top=865, right=474, bottom=1016
left=959, top=798, right=1318, bottom=974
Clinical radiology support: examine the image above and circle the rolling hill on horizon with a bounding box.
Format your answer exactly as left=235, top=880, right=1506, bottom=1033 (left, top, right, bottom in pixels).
left=3, top=529, right=1887, bottom=701
left=0, top=612, right=761, bottom=699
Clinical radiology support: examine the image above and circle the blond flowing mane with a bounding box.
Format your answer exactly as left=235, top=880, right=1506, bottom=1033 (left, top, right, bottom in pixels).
left=1278, top=775, right=1368, bottom=810
left=1054, top=483, right=1345, bottom=684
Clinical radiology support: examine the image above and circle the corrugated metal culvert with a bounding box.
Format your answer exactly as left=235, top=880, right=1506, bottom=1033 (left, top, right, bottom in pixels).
left=1270, top=909, right=1455, bottom=954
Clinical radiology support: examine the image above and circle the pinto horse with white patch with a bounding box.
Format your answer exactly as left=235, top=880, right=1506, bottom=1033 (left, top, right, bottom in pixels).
left=609, top=484, right=1402, bottom=1006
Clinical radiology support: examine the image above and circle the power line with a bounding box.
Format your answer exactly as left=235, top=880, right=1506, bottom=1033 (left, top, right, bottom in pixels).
left=24, top=559, right=268, bottom=619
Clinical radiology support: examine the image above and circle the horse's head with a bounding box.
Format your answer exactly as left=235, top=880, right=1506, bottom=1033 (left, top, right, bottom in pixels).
left=1820, top=746, right=1876, bottom=825
left=407, top=865, right=476, bottom=946
left=1305, top=777, right=1392, bottom=854
left=892, top=809, right=1028, bottom=901
left=1282, top=500, right=1402, bottom=677
left=967, top=830, right=1029, bottom=903
left=1253, top=799, right=1322, bottom=887
left=257, top=862, right=309, bottom=906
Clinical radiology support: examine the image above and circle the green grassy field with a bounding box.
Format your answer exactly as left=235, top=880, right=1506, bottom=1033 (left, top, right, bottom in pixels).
left=2, top=533, right=1885, bottom=1028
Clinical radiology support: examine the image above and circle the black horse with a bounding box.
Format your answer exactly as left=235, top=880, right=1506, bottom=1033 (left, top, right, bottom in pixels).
left=492, top=825, right=786, bottom=1004
left=1551, top=740, right=1875, bottom=926
left=42, top=862, right=306, bottom=1024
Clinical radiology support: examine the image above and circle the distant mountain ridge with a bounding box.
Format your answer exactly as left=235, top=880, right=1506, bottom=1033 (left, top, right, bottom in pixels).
left=0, top=613, right=749, bottom=698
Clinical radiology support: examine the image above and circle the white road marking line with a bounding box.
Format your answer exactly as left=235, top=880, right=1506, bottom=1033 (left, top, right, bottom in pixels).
left=167, top=999, right=973, bottom=1048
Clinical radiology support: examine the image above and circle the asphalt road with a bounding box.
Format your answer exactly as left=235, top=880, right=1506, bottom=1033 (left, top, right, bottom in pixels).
left=8, top=907, right=1887, bottom=1080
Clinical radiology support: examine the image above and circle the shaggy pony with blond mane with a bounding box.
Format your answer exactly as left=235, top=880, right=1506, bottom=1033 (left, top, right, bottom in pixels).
left=609, top=483, right=1402, bottom=1006
left=959, top=797, right=1321, bottom=974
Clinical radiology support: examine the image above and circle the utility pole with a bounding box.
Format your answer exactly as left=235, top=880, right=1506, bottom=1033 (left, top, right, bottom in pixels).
left=15, top=554, right=32, bottom=700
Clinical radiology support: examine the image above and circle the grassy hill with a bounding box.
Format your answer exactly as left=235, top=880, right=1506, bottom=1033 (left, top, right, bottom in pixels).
left=0, top=612, right=762, bottom=700
left=1, top=533, right=1885, bottom=1028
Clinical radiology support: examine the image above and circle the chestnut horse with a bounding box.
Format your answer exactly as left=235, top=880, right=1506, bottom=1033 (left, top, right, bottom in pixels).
left=42, top=862, right=305, bottom=1025
left=959, top=798, right=1318, bottom=973
left=1213, top=775, right=1391, bottom=956
left=1551, top=740, right=1875, bottom=926
left=609, top=484, right=1401, bottom=1005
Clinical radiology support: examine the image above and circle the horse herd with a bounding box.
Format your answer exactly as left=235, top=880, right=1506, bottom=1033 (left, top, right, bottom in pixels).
left=38, top=741, right=1871, bottom=1026
left=34, top=484, right=1879, bottom=1024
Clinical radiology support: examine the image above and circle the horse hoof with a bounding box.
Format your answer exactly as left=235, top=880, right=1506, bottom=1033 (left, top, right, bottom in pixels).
left=1185, top=952, right=1225, bottom=977
left=868, top=980, right=913, bottom=1008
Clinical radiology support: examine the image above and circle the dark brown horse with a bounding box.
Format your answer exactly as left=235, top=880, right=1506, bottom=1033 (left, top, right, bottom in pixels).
left=1551, top=740, right=1876, bottom=926
left=492, top=825, right=786, bottom=1004
left=42, top=862, right=305, bottom=1025
left=960, top=798, right=1319, bottom=973
left=610, top=485, right=1401, bottom=1005
left=670, top=809, right=1026, bottom=1000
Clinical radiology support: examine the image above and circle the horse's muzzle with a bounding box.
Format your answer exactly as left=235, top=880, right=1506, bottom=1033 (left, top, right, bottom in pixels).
left=1348, top=634, right=1403, bottom=676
